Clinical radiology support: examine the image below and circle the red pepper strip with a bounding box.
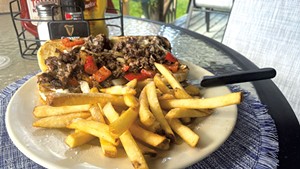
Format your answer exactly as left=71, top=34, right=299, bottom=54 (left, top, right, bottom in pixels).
left=140, top=69, right=156, bottom=78
left=124, top=69, right=156, bottom=81
left=124, top=72, right=148, bottom=81
left=165, top=52, right=178, bottom=62
left=61, top=38, right=69, bottom=45
left=93, top=66, right=112, bottom=83
left=84, top=56, right=98, bottom=75
left=165, top=62, right=179, bottom=73
left=62, top=38, right=85, bottom=48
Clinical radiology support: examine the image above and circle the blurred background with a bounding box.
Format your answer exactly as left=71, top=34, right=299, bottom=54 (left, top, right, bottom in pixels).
left=110, top=0, right=228, bottom=42
left=111, top=0, right=189, bottom=20
left=1, top=0, right=228, bottom=42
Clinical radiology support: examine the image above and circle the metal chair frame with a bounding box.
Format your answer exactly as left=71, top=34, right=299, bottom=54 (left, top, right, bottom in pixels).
left=185, top=0, right=233, bottom=32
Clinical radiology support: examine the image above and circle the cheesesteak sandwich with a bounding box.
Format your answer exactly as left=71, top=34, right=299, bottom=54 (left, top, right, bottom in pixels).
left=37, top=34, right=189, bottom=95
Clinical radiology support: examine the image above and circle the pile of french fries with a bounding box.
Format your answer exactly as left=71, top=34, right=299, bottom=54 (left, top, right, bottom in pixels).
left=32, top=62, right=242, bottom=169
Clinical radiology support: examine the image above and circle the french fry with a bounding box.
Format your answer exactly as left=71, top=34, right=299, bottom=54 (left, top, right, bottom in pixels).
left=33, top=112, right=90, bottom=128
left=167, top=118, right=199, bottom=147
left=172, top=88, right=193, bottom=124
left=180, top=117, right=192, bottom=125
left=154, top=63, right=192, bottom=122
left=141, top=120, right=162, bottom=133
left=155, top=89, right=163, bottom=97
left=89, top=104, right=105, bottom=122
left=124, top=94, right=139, bottom=108
left=130, top=122, right=170, bottom=150
left=154, top=62, right=185, bottom=90
left=99, top=138, right=118, bottom=158
left=158, top=93, right=175, bottom=100
left=65, top=130, right=95, bottom=148
left=153, top=74, right=172, bottom=94
left=146, top=81, right=175, bottom=141
left=136, top=78, right=153, bottom=90
left=136, top=141, right=157, bottom=157
left=109, top=107, right=139, bottom=138
left=139, top=87, right=156, bottom=127
left=102, top=102, right=119, bottom=122
left=165, top=108, right=212, bottom=119
left=124, top=79, right=139, bottom=107
left=123, top=80, right=140, bottom=108
left=173, top=88, right=192, bottom=99
left=33, top=104, right=91, bottom=118
left=89, top=87, right=99, bottom=93
left=88, top=88, right=107, bottom=122
left=100, top=85, right=136, bottom=95
left=160, top=92, right=242, bottom=109
left=121, top=130, right=149, bottom=169
left=125, top=78, right=138, bottom=88
left=154, top=62, right=191, bottom=107
left=89, top=103, right=118, bottom=157
left=46, top=92, right=126, bottom=107
left=67, top=118, right=118, bottom=146
left=103, top=102, right=149, bottom=169
left=185, top=84, right=200, bottom=96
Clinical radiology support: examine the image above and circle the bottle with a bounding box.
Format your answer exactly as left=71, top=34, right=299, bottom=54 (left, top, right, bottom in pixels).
left=36, top=2, right=61, bottom=44
left=61, top=0, right=84, bottom=20
left=83, top=0, right=108, bottom=36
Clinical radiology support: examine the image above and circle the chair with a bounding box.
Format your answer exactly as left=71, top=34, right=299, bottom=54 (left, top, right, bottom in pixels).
left=141, top=0, right=177, bottom=23
left=222, top=0, right=300, bottom=122
left=164, top=0, right=177, bottom=23
left=185, top=0, right=234, bottom=32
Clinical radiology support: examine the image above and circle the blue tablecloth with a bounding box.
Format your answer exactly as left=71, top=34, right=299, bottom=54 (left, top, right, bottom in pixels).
left=0, top=74, right=279, bottom=169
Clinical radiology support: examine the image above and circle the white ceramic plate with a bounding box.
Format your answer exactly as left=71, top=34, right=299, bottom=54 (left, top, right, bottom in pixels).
left=6, top=61, right=237, bottom=169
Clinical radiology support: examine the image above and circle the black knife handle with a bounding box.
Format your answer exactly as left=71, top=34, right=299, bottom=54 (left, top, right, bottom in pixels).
left=200, top=68, right=276, bottom=87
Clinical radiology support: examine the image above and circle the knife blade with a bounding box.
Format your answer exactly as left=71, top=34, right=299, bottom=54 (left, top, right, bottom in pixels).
left=191, top=68, right=276, bottom=87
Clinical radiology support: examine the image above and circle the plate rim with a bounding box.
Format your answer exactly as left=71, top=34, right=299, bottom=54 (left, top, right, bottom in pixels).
left=5, top=75, right=60, bottom=168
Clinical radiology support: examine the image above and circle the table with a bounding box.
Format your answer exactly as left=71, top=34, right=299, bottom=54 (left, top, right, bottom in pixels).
left=1, top=14, right=300, bottom=168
